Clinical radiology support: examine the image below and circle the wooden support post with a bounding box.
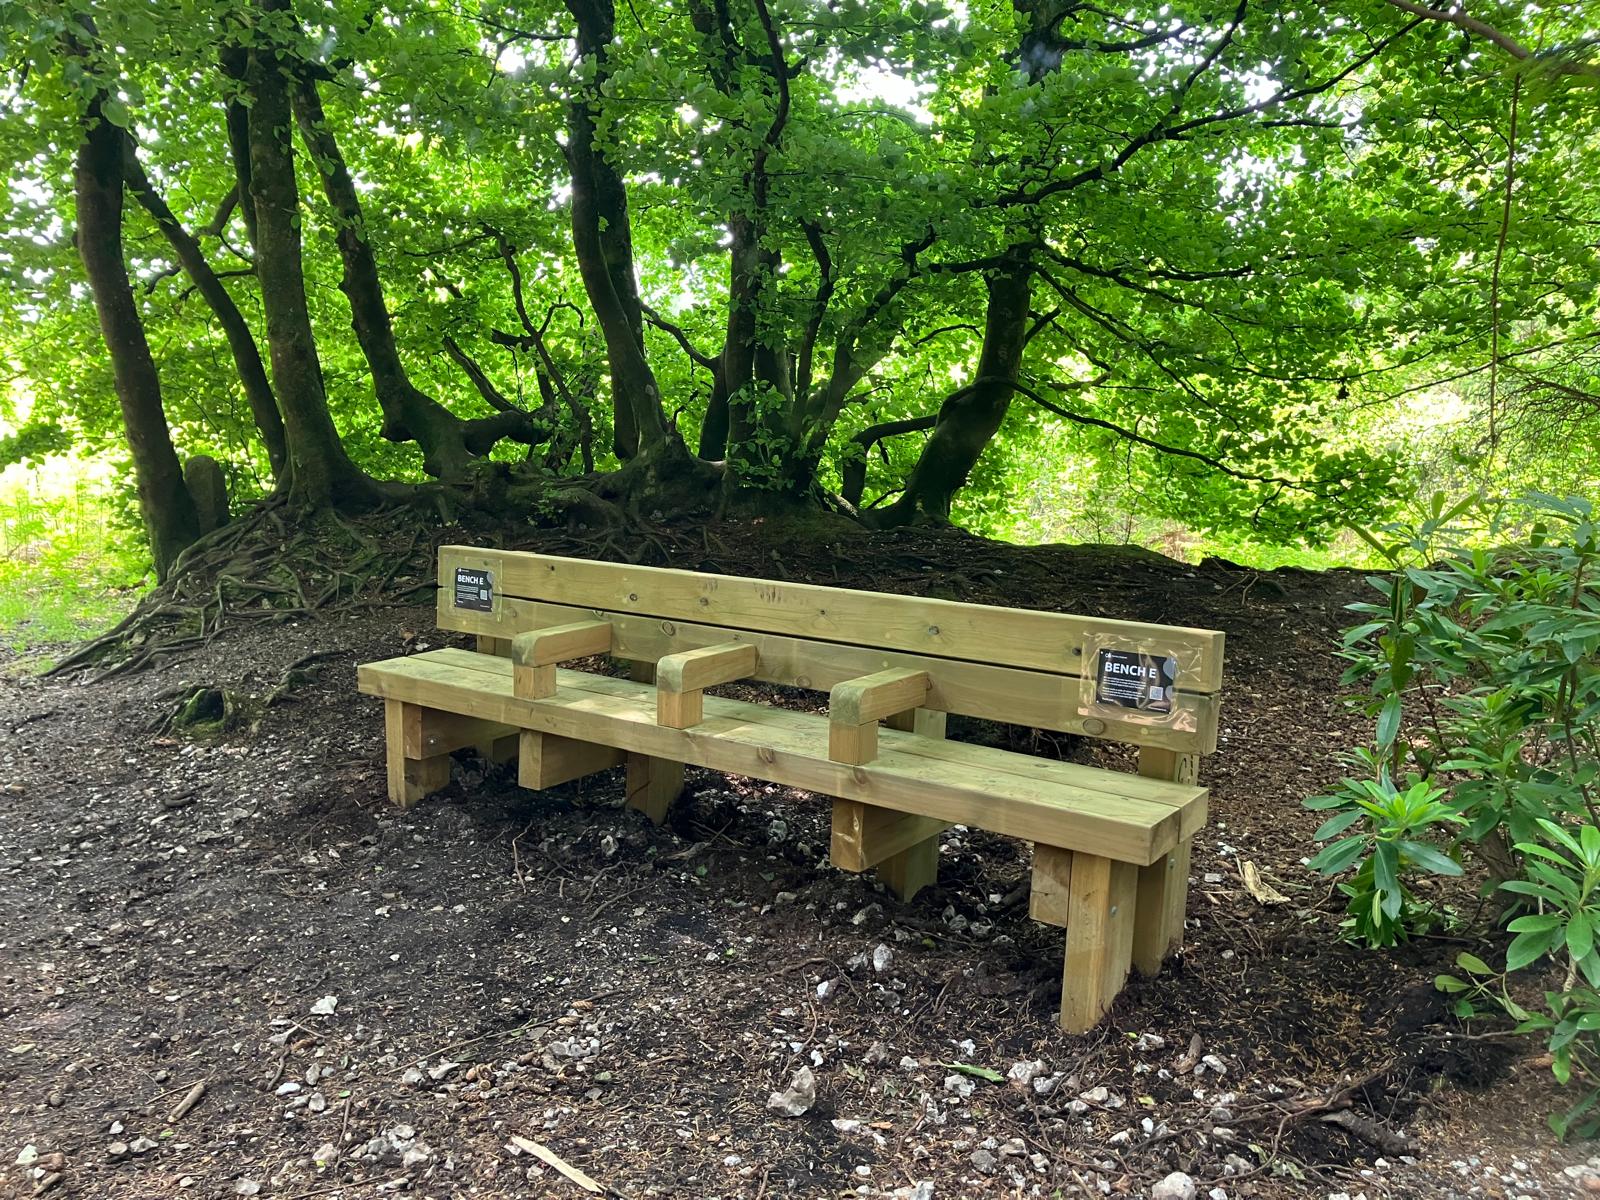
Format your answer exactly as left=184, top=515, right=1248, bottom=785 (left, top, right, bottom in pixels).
left=625, top=752, right=684, bottom=825
left=656, top=642, right=758, bottom=729
left=1132, top=747, right=1201, bottom=976
left=398, top=707, right=517, bottom=760
left=519, top=730, right=625, bottom=790
left=475, top=634, right=513, bottom=657
left=865, top=707, right=950, bottom=899
left=828, top=668, right=930, bottom=765
left=830, top=800, right=948, bottom=901
left=479, top=734, right=519, bottom=765
left=1060, top=853, right=1138, bottom=1033
left=511, top=620, right=613, bottom=699
left=1029, top=843, right=1073, bottom=928
left=884, top=708, right=947, bottom=739
left=878, top=836, right=938, bottom=901
left=383, top=700, right=451, bottom=808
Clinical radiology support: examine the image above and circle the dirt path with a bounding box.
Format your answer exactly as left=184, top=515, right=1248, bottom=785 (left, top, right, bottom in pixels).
left=0, top=522, right=1584, bottom=1199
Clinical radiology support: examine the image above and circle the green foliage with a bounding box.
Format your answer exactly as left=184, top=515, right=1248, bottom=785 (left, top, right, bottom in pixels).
left=0, top=422, right=72, bottom=470
left=1306, top=772, right=1462, bottom=946
left=0, top=467, right=147, bottom=656
left=1317, top=492, right=1600, bottom=1133
left=6, top=0, right=1599, bottom=556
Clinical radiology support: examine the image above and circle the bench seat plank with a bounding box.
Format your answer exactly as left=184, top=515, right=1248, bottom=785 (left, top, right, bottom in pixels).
left=409, top=648, right=1207, bottom=817
left=358, top=649, right=1205, bottom=867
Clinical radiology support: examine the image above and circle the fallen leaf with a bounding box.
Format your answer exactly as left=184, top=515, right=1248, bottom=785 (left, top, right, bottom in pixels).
left=940, top=1062, right=1004, bottom=1083
left=1240, top=860, right=1290, bottom=906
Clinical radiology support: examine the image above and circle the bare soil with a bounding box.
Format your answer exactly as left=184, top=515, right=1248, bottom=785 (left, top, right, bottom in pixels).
left=0, top=518, right=1587, bottom=1200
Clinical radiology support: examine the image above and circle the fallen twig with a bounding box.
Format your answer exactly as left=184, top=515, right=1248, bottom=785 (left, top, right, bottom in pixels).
left=508, top=1134, right=604, bottom=1194
left=168, top=1079, right=207, bottom=1122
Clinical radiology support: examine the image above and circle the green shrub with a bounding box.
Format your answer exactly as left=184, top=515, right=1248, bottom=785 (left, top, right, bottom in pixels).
left=1313, top=493, right=1600, bottom=1135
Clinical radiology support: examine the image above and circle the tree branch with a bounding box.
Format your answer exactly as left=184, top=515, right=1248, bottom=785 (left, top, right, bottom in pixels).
left=840, top=413, right=937, bottom=506
left=999, top=12, right=1423, bottom=208
left=795, top=218, right=835, bottom=405
left=442, top=335, right=521, bottom=413
left=1380, top=0, right=1600, bottom=81
left=641, top=302, right=718, bottom=371
left=988, top=373, right=1333, bottom=496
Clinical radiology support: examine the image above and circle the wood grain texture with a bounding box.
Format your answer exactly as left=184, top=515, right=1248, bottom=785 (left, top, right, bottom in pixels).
left=510, top=620, right=613, bottom=666
left=828, top=720, right=877, bottom=766
left=1030, top=843, right=1074, bottom=928
left=436, top=547, right=1225, bottom=691
left=656, top=642, right=759, bottom=692
left=359, top=650, right=1201, bottom=865
left=1132, top=746, right=1202, bottom=973
left=439, top=595, right=1220, bottom=751
left=878, top=836, right=938, bottom=902
left=830, top=668, right=931, bottom=725
left=384, top=700, right=451, bottom=808
left=830, top=799, right=951, bottom=872
left=625, top=753, right=683, bottom=824
left=656, top=642, right=758, bottom=729
left=519, top=730, right=624, bottom=790
left=1060, top=854, right=1138, bottom=1032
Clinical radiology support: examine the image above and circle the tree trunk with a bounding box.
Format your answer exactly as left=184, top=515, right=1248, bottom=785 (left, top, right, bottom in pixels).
left=697, top=368, right=731, bottom=460
left=218, top=42, right=260, bottom=254
left=244, top=0, right=380, bottom=510
left=563, top=0, right=670, bottom=461
left=871, top=259, right=1032, bottom=526
left=291, top=79, right=538, bottom=479
left=122, top=138, right=288, bottom=480
left=73, top=92, right=201, bottom=580
left=720, top=215, right=794, bottom=462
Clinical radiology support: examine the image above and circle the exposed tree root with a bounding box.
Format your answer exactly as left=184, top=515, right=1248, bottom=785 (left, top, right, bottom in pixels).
left=49, top=464, right=744, bottom=682
left=146, top=649, right=345, bottom=738
left=49, top=500, right=440, bottom=681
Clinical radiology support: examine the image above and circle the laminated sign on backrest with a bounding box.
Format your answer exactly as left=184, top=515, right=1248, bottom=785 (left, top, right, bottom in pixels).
left=1079, top=632, right=1194, bottom=731
left=452, top=566, right=497, bottom=614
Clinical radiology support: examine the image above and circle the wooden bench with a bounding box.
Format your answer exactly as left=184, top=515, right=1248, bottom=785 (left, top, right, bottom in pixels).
left=357, top=547, right=1224, bottom=1031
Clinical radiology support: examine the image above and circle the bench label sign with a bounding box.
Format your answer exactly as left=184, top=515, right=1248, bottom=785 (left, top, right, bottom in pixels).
left=1094, top=648, right=1177, bottom=714
left=453, top=567, right=495, bottom=612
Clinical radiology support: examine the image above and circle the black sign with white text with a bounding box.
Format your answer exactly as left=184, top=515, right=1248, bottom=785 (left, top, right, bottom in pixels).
left=1094, top=648, right=1178, bottom=713
left=453, top=566, right=494, bottom=612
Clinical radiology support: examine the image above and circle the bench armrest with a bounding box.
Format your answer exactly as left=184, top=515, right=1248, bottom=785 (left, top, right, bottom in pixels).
left=511, top=620, right=613, bottom=699
left=656, top=642, right=759, bottom=729
left=828, top=668, right=930, bottom=764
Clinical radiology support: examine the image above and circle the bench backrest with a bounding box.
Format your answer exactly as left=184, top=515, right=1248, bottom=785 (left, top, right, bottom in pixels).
left=435, top=546, right=1224, bottom=754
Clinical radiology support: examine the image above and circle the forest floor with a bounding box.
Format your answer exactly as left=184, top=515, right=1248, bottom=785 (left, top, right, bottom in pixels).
left=0, top=516, right=1590, bottom=1200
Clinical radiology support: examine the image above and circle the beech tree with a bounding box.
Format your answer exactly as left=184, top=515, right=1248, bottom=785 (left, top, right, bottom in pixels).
left=2, top=0, right=1596, bottom=564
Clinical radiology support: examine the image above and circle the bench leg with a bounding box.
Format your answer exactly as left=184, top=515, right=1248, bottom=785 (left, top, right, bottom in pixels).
left=1134, top=837, right=1191, bottom=976
left=1132, top=747, right=1201, bottom=975
left=1029, top=842, right=1073, bottom=927
left=830, top=799, right=948, bottom=902
left=384, top=700, right=452, bottom=808
left=625, top=752, right=683, bottom=825
left=479, top=734, right=519, bottom=765
left=1059, top=853, right=1137, bottom=1033
left=867, top=708, right=948, bottom=900
left=519, top=731, right=624, bottom=790
left=878, top=837, right=939, bottom=901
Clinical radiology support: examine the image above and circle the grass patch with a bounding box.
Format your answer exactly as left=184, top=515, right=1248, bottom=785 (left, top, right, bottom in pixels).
left=0, top=562, right=141, bottom=656
left=0, top=464, right=149, bottom=665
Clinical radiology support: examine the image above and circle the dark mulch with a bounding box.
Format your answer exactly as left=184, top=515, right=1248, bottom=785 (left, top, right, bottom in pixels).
left=0, top=516, right=1576, bottom=1200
